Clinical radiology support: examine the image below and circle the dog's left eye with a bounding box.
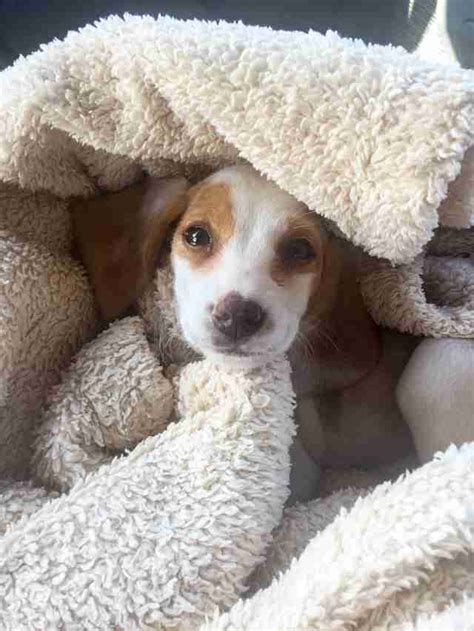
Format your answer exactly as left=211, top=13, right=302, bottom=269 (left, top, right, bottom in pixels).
left=280, top=238, right=315, bottom=262
left=183, top=225, right=212, bottom=247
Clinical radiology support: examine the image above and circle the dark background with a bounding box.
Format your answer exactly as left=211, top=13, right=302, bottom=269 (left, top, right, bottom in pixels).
left=0, top=0, right=472, bottom=70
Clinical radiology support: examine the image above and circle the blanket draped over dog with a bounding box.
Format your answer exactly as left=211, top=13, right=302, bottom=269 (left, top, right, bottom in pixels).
left=0, top=14, right=473, bottom=631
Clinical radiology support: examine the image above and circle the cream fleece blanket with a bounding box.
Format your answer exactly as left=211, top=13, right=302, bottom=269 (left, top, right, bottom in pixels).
left=0, top=14, right=473, bottom=631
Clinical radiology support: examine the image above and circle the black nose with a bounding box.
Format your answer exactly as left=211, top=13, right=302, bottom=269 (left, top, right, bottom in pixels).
left=212, top=293, right=266, bottom=341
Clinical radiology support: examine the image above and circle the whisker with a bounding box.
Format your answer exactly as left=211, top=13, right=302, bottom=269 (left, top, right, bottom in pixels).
left=295, top=329, right=317, bottom=361
left=315, top=321, right=341, bottom=353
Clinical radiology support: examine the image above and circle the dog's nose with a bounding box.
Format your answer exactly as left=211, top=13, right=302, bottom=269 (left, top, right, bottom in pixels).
left=212, top=293, right=266, bottom=341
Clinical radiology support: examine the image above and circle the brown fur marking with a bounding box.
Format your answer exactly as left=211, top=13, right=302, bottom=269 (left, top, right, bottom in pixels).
left=271, top=213, right=324, bottom=287
left=73, top=178, right=189, bottom=321
left=173, top=182, right=235, bottom=269
left=72, top=182, right=148, bottom=321
left=300, top=237, right=382, bottom=390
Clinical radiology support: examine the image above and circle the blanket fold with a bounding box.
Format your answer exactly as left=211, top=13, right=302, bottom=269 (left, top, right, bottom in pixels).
left=0, top=359, right=295, bottom=630
left=0, top=15, right=473, bottom=261
left=202, top=444, right=474, bottom=631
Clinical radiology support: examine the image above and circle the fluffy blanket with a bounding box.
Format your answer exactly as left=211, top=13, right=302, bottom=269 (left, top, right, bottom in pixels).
left=0, top=14, right=473, bottom=631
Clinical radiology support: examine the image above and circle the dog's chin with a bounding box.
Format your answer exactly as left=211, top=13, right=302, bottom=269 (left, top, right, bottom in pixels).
left=189, top=337, right=291, bottom=368
left=204, top=347, right=279, bottom=369
left=179, top=319, right=297, bottom=366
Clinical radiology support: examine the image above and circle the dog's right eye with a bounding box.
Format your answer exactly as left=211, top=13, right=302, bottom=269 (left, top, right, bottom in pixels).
left=183, top=225, right=212, bottom=247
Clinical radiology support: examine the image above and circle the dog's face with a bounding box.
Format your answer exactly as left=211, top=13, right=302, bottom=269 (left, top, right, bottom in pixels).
left=169, top=165, right=325, bottom=360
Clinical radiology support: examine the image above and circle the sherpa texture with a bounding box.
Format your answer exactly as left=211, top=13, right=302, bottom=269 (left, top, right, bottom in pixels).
left=360, top=250, right=474, bottom=338
left=0, top=15, right=473, bottom=262
left=202, top=444, right=474, bottom=631
left=0, top=13, right=473, bottom=631
left=0, top=480, right=57, bottom=537
left=0, top=359, right=296, bottom=630
left=0, top=234, right=97, bottom=478
left=32, top=316, right=175, bottom=492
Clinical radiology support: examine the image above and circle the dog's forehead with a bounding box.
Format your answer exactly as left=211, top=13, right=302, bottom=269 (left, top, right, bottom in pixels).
left=205, top=165, right=306, bottom=228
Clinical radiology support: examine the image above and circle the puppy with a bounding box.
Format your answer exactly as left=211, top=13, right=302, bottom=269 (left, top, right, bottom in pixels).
left=73, top=164, right=474, bottom=502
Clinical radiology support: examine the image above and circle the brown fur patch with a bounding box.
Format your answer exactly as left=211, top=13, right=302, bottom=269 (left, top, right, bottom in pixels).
left=73, top=178, right=189, bottom=321
left=300, top=237, right=382, bottom=390
left=72, top=182, right=148, bottom=321
left=172, top=182, right=235, bottom=268
left=271, top=213, right=324, bottom=286
left=141, top=193, right=188, bottom=276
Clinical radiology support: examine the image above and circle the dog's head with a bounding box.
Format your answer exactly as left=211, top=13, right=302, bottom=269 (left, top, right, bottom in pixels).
left=167, top=165, right=327, bottom=360
left=74, top=164, right=368, bottom=365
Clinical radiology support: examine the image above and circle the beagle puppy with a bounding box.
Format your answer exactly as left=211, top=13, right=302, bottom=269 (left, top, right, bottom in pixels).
left=72, top=164, right=474, bottom=503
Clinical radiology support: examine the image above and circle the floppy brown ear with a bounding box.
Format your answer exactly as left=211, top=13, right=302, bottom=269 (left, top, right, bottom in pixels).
left=306, top=236, right=381, bottom=390
left=72, top=176, right=189, bottom=321
left=139, top=176, right=189, bottom=281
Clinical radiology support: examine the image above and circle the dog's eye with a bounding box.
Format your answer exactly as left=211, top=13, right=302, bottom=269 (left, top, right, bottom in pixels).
left=183, top=225, right=212, bottom=248
left=280, top=238, right=315, bottom=262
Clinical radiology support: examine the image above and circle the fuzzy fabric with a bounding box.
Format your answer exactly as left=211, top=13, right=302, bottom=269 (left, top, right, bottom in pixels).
left=0, top=233, right=97, bottom=479
left=360, top=233, right=474, bottom=338
left=0, top=358, right=296, bottom=630
left=0, top=14, right=473, bottom=631
left=202, top=444, right=474, bottom=631
left=1, top=15, right=473, bottom=263
left=32, top=316, right=175, bottom=492
left=1, top=443, right=471, bottom=630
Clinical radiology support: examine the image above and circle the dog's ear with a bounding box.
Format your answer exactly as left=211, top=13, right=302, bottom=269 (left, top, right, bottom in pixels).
left=72, top=177, right=189, bottom=322
left=306, top=237, right=381, bottom=389
left=140, top=176, right=189, bottom=280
